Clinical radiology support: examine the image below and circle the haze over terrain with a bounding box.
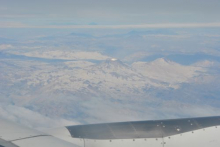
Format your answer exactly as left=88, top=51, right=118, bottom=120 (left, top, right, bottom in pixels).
left=1, top=28, right=220, bottom=128
left=0, top=0, right=220, bottom=129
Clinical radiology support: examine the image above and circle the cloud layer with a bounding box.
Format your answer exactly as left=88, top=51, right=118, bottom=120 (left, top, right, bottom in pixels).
left=0, top=104, right=78, bottom=129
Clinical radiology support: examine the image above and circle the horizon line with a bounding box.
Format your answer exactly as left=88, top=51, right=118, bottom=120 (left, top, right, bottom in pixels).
left=1, top=22, right=220, bottom=29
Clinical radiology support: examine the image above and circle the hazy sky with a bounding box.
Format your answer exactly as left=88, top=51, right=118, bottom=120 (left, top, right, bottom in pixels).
left=1, top=0, right=220, bottom=27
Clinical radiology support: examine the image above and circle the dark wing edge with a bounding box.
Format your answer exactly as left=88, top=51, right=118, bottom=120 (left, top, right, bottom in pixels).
left=66, top=116, right=220, bottom=140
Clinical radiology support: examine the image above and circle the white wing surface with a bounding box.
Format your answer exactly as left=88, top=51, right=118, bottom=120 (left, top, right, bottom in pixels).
left=0, top=118, right=79, bottom=147
left=1, top=116, right=220, bottom=147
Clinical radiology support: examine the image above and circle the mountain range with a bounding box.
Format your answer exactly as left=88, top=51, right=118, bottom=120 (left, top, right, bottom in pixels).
left=1, top=52, right=219, bottom=124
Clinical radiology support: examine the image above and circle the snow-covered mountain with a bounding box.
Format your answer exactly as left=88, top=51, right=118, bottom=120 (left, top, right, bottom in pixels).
left=132, top=58, right=205, bottom=89
left=20, top=58, right=160, bottom=99
left=0, top=56, right=219, bottom=123
left=0, top=57, right=206, bottom=101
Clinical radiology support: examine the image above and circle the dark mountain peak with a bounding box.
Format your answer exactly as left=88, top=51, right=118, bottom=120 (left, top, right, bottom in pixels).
left=98, top=58, right=129, bottom=69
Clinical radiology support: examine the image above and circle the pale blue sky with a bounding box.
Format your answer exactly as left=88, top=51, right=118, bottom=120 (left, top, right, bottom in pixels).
left=1, top=0, right=220, bottom=27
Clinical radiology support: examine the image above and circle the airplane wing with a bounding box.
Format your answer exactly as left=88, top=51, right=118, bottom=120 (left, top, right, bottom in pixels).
left=1, top=116, right=220, bottom=147
left=47, top=116, right=220, bottom=147
left=0, top=118, right=79, bottom=147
